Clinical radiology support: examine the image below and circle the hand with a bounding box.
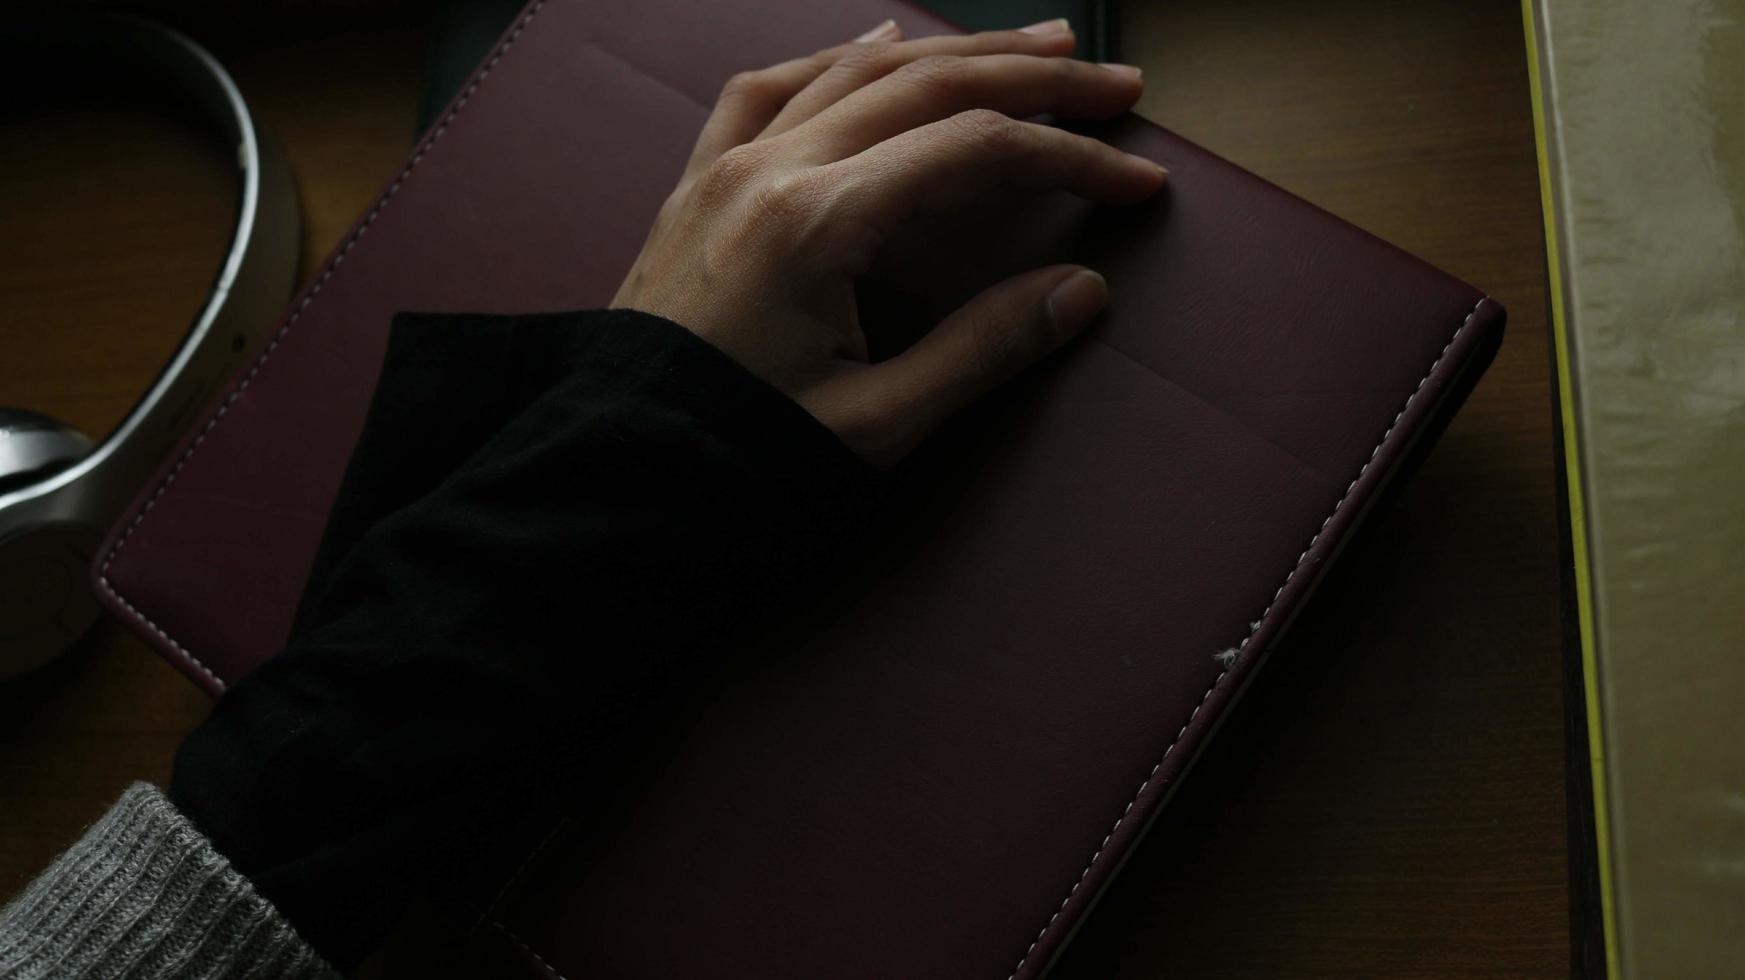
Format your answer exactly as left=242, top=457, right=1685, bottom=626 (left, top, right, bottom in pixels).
left=612, top=18, right=1166, bottom=465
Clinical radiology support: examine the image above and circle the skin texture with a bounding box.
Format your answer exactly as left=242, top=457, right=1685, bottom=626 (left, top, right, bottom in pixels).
left=612, top=18, right=1167, bottom=466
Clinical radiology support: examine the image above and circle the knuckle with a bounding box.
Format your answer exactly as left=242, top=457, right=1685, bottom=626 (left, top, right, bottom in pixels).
left=697, top=144, right=767, bottom=204
left=747, top=169, right=825, bottom=224
left=720, top=70, right=776, bottom=105
left=949, top=107, right=1015, bottom=144
left=836, top=43, right=895, bottom=76
left=966, top=308, right=1023, bottom=376
left=803, top=50, right=838, bottom=77
left=899, top=54, right=973, bottom=93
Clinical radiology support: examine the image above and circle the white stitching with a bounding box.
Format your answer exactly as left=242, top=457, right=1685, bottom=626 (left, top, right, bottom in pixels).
left=491, top=921, right=570, bottom=980
left=1003, top=296, right=1488, bottom=979
left=89, top=0, right=1489, bottom=964
left=500, top=298, right=1492, bottom=980
left=93, top=0, right=551, bottom=689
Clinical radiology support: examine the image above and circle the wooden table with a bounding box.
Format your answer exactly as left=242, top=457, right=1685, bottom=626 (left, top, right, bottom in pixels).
left=0, top=0, right=432, bottom=908
left=0, top=1, right=1567, bottom=975
left=1051, top=2, right=1568, bottom=977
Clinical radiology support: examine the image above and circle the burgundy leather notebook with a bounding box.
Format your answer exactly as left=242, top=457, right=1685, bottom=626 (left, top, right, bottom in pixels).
left=94, top=0, right=1505, bottom=975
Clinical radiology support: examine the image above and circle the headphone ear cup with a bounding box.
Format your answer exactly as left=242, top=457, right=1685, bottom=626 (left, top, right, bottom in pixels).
left=0, top=520, right=103, bottom=677
left=0, top=409, right=102, bottom=675
left=0, top=408, right=95, bottom=494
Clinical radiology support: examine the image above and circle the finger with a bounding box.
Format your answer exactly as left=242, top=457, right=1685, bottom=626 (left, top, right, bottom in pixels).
left=684, top=19, right=905, bottom=178
left=759, top=21, right=1078, bottom=139
left=786, top=53, right=1143, bottom=163
left=834, top=265, right=1108, bottom=463
left=813, top=113, right=1164, bottom=267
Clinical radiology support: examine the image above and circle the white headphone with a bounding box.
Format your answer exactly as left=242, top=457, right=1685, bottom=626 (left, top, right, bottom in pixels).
left=0, top=14, right=301, bottom=676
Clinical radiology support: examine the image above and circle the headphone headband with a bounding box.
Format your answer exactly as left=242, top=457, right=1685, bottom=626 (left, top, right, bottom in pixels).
left=0, top=14, right=301, bottom=673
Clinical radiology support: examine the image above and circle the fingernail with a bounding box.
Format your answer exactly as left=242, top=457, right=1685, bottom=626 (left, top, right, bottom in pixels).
left=853, top=18, right=899, bottom=43
left=1019, top=17, right=1072, bottom=35
left=1099, top=63, right=1142, bottom=79
left=1046, top=270, right=1109, bottom=338
left=1128, top=152, right=1168, bottom=179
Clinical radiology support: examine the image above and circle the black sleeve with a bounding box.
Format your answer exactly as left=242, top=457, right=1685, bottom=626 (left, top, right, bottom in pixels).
left=168, top=308, right=875, bottom=969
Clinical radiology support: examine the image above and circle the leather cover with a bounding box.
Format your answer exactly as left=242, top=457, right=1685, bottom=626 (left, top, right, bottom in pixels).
left=93, top=0, right=1505, bottom=975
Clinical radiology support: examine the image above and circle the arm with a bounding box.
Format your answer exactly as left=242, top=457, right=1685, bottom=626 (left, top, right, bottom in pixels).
left=0, top=784, right=333, bottom=980
left=3, top=16, right=1161, bottom=974
left=169, top=308, right=877, bottom=965
left=2, top=307, right=865, bottom=980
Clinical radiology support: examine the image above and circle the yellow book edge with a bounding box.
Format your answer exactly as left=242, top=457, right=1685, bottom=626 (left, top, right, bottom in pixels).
left=1519, top=2, right=1618, bottom=975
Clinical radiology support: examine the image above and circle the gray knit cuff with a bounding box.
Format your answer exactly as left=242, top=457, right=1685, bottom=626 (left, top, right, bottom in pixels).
left=0, top=782, right=336, bottom=979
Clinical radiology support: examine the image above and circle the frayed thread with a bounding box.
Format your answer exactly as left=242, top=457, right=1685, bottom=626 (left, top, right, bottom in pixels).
left=1215, top=620, right=1265, bottom=667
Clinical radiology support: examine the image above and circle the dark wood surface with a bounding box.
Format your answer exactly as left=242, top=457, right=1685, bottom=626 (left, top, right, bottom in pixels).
left=1053, top=1, right=1567, bottom=977
left=0, top=1, right=1565, bottom=975
left=0, top=0, right=431, bottom=905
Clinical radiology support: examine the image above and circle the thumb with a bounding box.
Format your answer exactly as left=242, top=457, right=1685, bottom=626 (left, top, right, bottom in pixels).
left=871, top=263, right=1107, bottom=444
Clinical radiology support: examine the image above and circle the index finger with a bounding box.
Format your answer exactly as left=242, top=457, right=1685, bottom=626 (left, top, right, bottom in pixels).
left=757, top=24, right=1080, bottom=139
left=784, top=53, right=1144, bottom=164
left=809, top=112, right=1165, bottom=269
left=685, top=20, right=905, bottom=179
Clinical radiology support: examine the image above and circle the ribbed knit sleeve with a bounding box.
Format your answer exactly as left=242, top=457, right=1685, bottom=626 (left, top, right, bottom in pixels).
left=0, top=783, right=335, bottom=979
